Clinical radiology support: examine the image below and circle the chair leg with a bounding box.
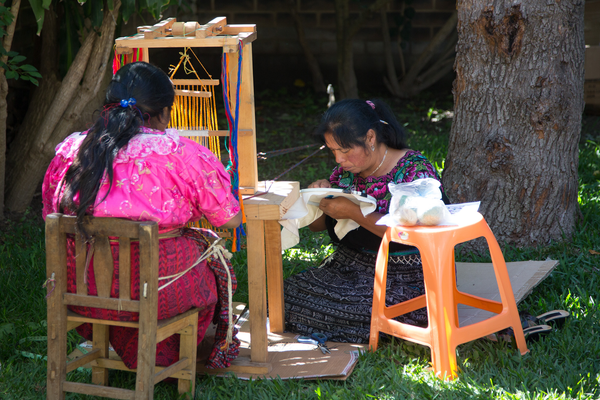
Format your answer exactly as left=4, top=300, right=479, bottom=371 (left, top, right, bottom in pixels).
left=46, top=302, right=67, bottom=400
left=178, top=314, right=198, bottom=397
left=92, top=324, right=110, bottom=386
left=370, top=230, right=392, bottom=352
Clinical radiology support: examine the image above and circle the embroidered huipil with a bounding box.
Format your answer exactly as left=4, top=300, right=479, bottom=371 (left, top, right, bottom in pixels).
left=41, top=127, right=241, bottom=369
left=42, top=127, right=240, bottom=228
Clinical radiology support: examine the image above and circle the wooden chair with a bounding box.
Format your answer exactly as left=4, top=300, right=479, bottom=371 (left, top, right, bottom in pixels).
left=45, top=213, right=199, bottom=399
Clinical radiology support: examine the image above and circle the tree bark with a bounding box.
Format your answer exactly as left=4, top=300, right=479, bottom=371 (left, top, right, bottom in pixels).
left=4, top=1, right=121, bottom=213
left=0, top=0, right=22, bottom=218
left=442, top=1, right=585, bottom=249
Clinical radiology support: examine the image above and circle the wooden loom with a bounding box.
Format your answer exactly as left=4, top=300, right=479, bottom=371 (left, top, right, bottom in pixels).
left=115, top=17, right=300, bottom=375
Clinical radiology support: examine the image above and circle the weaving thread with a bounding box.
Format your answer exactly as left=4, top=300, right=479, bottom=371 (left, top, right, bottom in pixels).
left=221, top=40, right=246, bottom=251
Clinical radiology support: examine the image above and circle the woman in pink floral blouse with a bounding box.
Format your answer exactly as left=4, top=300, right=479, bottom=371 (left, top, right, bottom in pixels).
left=42, top=62, right=242, bottom=369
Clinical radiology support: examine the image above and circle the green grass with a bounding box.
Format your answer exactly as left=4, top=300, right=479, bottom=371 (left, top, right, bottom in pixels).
left=1, top=90, right=600, bottom=399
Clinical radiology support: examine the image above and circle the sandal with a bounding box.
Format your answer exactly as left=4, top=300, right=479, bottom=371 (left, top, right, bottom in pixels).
left=491, top=324, right=553, bottom=344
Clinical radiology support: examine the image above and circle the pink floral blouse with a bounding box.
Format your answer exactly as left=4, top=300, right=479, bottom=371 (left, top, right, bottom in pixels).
left=42, top=127, right=240, bottom=231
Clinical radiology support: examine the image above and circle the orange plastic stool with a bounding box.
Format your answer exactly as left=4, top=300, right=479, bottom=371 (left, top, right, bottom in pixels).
left=369, top=212, right=528, bottom=379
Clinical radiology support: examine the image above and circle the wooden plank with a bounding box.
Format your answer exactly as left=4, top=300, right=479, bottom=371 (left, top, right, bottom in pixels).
left=171, top=78, right=219, bottom=86
left=243, top=181, right=300, bottom=221
left=119, top=237, right=131, bottom=300
left=245, top=219, right=268, bottom=363
left=63, top=294, right=140, bottom=312
left=67, top=311, right=140, bottom=328
left=142, top=17, right=176, bottom=39
left=156, top=308, right=200, bottom=331
left=232, top=42, right=258, bottom=192
left=60, top=215, right=144, bottom=239
left=63, top=381, right=134, bottom=399
left=93, top=359, right=192, bottom=380
left=153, top=358, right=190, bottom=384
left=115, top=35, right=250, bottom=51
left=135, top=222, right=159, bottom=397
left=265, top=220, right=285, bottom=333
left=179, top=128, right=252, bottom=137
left=196, top=356, right=272, bottom=375
left=94, top=235, right=113, bottom=299
left=92, top=324, right=110, bottom=385
left=178, top=313, right=198, bottom=395
left=174, top=89, right=211, bottom=98
left=66, top=348, right=100, bottom=373
left=197, top=17, right=227, bottom=38
left=45, top=214, right=68, bottom=399
left=75, top=230, right=87, bottom=295
left=221, top=24, right=257, bottom=35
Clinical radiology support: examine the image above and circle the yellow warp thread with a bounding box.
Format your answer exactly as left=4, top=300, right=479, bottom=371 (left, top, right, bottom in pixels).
left=167, top=48, right=228, bottom=239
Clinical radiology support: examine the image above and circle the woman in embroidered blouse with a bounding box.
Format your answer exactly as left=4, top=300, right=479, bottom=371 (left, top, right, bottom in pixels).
left=42, top=62, right=242, bottom=369
left=284, top=98, right=448, bottom=343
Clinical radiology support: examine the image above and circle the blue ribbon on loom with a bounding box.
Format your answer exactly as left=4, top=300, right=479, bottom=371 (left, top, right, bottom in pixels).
left=221, top=40, right=246, bottom=251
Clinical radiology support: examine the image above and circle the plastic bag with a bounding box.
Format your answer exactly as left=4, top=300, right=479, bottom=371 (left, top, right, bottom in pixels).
left=384, top=178, right=450, bottom=226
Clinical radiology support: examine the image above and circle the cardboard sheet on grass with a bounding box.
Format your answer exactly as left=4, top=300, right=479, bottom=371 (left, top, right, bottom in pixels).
left=67, top=259, right=557, bottom=380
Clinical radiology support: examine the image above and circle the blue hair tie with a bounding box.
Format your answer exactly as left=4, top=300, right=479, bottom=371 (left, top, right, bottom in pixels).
left=120, top=97, right=136, bottom=107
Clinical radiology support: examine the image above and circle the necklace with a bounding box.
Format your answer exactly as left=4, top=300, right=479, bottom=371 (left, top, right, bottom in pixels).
left=369, top=146, right=388, bottom=176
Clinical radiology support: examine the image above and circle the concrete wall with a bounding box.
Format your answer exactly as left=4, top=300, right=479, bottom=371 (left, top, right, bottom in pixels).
left=171, top=1, right=457, bottom=92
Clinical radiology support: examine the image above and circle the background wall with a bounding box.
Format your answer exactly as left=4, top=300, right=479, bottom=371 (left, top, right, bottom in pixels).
left=167, top=0, right=457, bottom=92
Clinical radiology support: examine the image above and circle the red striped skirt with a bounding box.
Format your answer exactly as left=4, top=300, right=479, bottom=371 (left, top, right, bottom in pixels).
left=68, top=229, right=226, bottom=369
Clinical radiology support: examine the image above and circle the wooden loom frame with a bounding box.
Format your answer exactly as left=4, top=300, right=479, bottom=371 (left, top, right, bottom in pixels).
left=115, top=16, right=258, bottom=195
left=115, top=17, right=301, bottom=376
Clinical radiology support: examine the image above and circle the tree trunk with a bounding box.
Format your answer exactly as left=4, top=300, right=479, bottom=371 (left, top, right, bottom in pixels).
left=4, top=1, right=121, bottom=213
left=333, top=0, right=391, bottom=99
left=0, top=0, right=22, bottom=218
left=442, top=1, right=585, bottom=248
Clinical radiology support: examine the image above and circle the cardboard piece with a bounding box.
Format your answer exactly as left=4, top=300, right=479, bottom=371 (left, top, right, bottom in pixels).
left=66, top=259, right=558, bottom=381
left=456, top=259, right=558, bottom=326
left=196, top=303, right=366, bottom=380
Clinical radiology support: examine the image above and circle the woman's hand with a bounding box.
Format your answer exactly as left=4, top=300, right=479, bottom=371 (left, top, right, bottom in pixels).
left=308, top=179, right=331, bottom=189
left=319, top=197, right=359, bottom=221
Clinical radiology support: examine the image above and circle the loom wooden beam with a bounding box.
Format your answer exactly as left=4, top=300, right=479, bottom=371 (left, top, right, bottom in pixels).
left=178, top=129, right=252, bottom=137
left=170, top=79, right=219, bottom=87
left=174, top=89, right=211, bottom=98
left=197, top=17, right=227, bottom=38
left=142, top=17, right=176, bottom=39
left=115, top=32, right=257, bottom=54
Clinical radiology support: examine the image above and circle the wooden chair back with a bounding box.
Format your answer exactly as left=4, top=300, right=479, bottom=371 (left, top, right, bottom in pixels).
left=45, top=213, right=198, bottom=399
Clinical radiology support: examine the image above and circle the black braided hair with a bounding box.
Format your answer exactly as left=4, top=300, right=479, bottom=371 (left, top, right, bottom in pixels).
left=60, top=62, right=175, bottom=233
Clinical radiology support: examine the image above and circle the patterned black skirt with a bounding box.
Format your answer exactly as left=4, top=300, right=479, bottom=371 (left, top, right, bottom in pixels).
left=284, top=244, right=428, bottom=344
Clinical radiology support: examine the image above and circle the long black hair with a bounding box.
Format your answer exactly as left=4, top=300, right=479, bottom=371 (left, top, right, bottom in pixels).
left=61, top=62, right=175, bottom=230
left=314, top=99, right=407, bottom=151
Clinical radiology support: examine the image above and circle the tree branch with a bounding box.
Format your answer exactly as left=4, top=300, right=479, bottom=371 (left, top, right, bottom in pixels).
left=399, top=11, right=457, bottom=90
left=348, top=0, right=391, bottom=38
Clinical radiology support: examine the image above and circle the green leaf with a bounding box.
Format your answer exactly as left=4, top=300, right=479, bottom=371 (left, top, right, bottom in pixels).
left=107, top=0, right=114, bottom=11
left=5, top=70, right=18, bottom=79
left=29, top=71, right=43, bottom=78
left=29, top=77, right=39, bottom=86
left=11, top=55, right=26, bottom=63
left=89, top=0, right=103, bottom=28
left=20, top=75, right=30, bottom=81
left=121, top=0, right=135, bottom=22
left=6, top=50, right=17, bottom=57
left=28, top=0, right=50, bottom=35
left=19, top=64, right=38, bottom=72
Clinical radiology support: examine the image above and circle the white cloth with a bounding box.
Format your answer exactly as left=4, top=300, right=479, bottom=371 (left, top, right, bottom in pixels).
left=279, top=188, right=377, bottom=250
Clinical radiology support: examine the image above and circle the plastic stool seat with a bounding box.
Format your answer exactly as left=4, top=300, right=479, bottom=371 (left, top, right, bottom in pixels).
left=369, top=212, right=528, bottom=379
